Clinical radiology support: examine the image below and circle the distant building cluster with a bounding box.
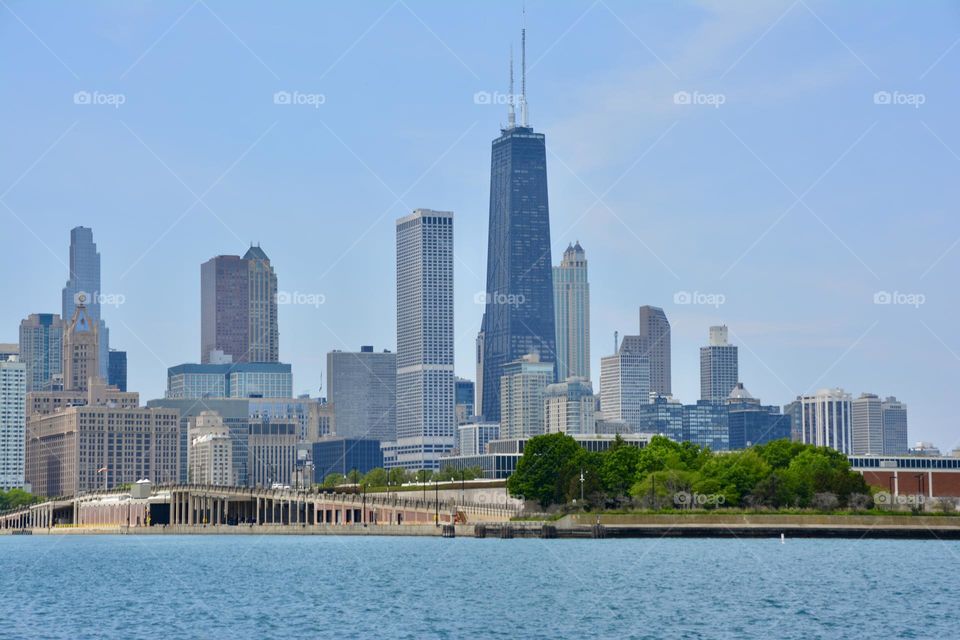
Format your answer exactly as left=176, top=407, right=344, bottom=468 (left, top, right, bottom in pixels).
left=0, top=37, right=932, bottom=497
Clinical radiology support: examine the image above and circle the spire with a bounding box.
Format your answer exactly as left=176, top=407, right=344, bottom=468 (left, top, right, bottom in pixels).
left=520, top=6, right=528, bottom=127
left=507, top=45, right=516, bottom=128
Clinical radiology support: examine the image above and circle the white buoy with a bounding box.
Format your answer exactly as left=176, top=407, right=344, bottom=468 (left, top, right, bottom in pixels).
left=781, top=532, right=785, bottom=544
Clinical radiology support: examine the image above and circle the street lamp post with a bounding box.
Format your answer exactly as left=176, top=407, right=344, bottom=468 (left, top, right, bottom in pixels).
left=434, top=479, right=439, bottom=527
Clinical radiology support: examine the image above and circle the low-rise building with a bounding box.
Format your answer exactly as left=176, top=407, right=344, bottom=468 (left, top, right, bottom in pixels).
left=25, top=387, right=179, bottom=497
left=312, top=437, right=384, bottom=482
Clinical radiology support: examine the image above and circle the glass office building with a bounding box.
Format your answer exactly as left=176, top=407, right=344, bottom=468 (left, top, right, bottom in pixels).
left=479, top=124, right=556, bottom=421
left=166, top=362, right=292, bottom=399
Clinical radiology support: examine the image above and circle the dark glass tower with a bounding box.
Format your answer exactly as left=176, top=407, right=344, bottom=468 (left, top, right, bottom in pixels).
left=479, top=123, right=556, bottom=421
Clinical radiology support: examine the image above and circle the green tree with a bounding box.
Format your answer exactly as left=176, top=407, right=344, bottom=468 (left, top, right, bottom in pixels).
left=414, top=469, right=434, bottom=483
left=0, top=489, right=38, bottom=511
left=630, top=469, right=694, bottom=509
left=600, top=440, right=642, bottom=498
left=362, top=468, right=387, bottom=488
left=507, top=433, right=581, bottom=507
left=321, top=473, right=345, bottom=488
left=346, top=469, right=363, bottom=485
left=388, top=467, right=409, bottom=486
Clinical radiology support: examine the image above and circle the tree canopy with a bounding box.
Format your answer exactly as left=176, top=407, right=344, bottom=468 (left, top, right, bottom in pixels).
left=506, top=434, right=871, bottom=511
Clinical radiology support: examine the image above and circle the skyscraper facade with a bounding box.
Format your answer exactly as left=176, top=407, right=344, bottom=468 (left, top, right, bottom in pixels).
left=700, top=325, right=739, bottom=403
left=108, top=349, right=127, bottom=392
left=881, top=396, right=908, bottom=455
left=544, top=377, right=595, bottom=435
left=851, top=393, right=884, bottom=455
left=18, top=313, right=63, bottom=392
left=62, top=299, right=100, bottom=392
left=395, top=209, right=455, bottom=470
left=599, top=341, right=651, bottom=432
left=200, top=247, right=279, bottom=364
left=478, top=52, right=556, bottom=421
left=800, top=388, right=852, bottom=454
left=0, top=357, right=26, bottom=490
left=61, top=226, right=109, bottom=379
left=326, top=347, right=396, bottom=442
left=627, top=306, right=672, bottom=396
left=499, top=353, right=554, bottom=440
left=553, top=242, right=590, bottom=382
left=455, top=377, right=475, bottom=425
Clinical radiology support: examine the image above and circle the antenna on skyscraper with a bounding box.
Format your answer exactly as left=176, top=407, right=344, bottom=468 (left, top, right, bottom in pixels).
left=614, top=331, right=618, bottom=353
left=520, top=5, right=528, bottom=127
left=508, top=45, right=516, bottom=128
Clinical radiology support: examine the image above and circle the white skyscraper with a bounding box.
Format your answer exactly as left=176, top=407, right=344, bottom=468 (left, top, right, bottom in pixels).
left=800, top=388, right=852, bottom=454
left=700, top=325, right=739, bottom=403
left=600, top=341, right=650, bottom=432
left=553, top=242, right=590, bottom=382
left=0, top=357, right=27, bottom=490
left=394, top=209, right=455, bottom=470
left=851, top=393, right=883, bottom=455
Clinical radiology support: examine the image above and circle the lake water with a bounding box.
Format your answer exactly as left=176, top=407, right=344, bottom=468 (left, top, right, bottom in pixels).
left=0, top=535, right=954, bottom=639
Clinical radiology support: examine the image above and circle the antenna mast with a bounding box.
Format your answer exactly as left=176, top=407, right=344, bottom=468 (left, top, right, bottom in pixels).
left=520, top=7, right=528, bottom=127
left=508, top=45, right=516, bottom=128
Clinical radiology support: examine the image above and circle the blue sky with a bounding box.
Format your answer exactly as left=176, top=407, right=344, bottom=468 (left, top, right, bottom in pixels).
left=2, top=1, right=958, bottom=449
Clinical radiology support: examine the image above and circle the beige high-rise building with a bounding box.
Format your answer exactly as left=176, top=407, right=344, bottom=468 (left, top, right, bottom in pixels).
left=63, top=299, right=99, bottom=392
left=188, top=411, right=235, bottom=486
left=544, top=377, right=596, bottom=435
left=499, top=353, right=554, bottom=440
left=25, top=387, right=180, bottom=497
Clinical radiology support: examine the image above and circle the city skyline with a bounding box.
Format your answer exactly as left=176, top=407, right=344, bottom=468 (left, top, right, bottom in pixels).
left=2, top=2, right=958, bottom=449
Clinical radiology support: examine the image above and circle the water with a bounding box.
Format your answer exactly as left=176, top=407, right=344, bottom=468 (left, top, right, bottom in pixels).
left=0, top=535, right=955, bottom=639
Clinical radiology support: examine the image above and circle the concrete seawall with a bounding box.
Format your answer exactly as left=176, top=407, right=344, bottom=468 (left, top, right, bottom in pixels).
left=6, top=514, right=960, bottom=539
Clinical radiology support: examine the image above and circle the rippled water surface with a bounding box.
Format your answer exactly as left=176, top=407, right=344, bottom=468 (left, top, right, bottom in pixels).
left=0, top=535, right=955, bottom=639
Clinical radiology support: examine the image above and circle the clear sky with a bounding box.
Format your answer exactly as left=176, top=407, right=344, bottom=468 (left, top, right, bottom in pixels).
left=2, top=1, right=958, bottom=450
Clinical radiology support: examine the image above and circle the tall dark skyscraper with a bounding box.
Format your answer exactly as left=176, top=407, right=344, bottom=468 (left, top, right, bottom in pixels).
left=478, top=27, right=556, bottom=422
left=200, top=246, right=279, bottom=364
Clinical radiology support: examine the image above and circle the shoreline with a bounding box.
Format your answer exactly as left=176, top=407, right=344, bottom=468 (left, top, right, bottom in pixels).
left=5, top=513, right=960, bottom=539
